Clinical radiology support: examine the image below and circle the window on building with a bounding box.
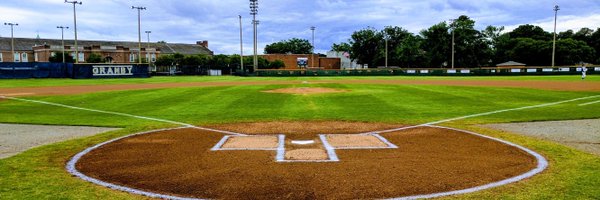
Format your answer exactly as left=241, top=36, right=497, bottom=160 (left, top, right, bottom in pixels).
left=146, top=53, right=150, bottom=62
left=129, top=54, right=136, bottom=63
left=34, top=53, right=39, bottom=62
left=151, top=53, right=156, bottom=62
left=0, top=53, right=3, bottom=62
left=22, top=53, right=28, bottom=62
left=78, top=53, right=85, bottom=62
left=14, top=53, right=20, bottom=62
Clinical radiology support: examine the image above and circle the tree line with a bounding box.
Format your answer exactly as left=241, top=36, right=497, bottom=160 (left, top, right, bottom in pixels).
left=155, top=53, right=285, bottom=73
left=332, top=15, right=600, bottom=68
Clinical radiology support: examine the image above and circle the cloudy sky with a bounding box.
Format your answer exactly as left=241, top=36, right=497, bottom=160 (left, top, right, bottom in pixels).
left=1, top=0, right=599, bottom=54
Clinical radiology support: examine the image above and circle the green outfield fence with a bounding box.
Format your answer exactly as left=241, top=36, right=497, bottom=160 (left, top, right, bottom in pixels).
left=253, top=66, right=600, bottom=77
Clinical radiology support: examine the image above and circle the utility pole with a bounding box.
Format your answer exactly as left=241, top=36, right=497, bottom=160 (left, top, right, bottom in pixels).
left=310, top=26, right=316, bottom=69
left=145, top=30, right=151, bottom=63
left=250, top=0, right=258, bottom=71
left=65, top=0, right=82, bottom=63
left=449, top=19, right=456, bottom=69
left=384, top=34, right=389, bottom=68
left=57, top=26, right=69, bottom=63
left=552, top=5, right=560, bottom=68
left=132, top=6, right=146, bottom=64
left=4, top=23, right=18, bottom=62
left=239, top=15, right=244, bottom=72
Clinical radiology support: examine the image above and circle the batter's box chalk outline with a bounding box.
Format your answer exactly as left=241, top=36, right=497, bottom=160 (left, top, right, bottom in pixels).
left=327, top=133, right=398, bottom=149
left=210, top=135, right=279, bottom=151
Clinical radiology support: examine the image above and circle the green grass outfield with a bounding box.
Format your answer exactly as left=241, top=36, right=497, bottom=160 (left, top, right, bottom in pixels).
left=0, top=75, right=598, bottom=88
left=0, top=76, right=599, bottom=199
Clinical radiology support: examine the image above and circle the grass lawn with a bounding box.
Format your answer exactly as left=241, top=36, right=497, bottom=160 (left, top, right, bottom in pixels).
left=0, top=75, right=598, bottom=88
left=0, top=77, right=599, bottom=199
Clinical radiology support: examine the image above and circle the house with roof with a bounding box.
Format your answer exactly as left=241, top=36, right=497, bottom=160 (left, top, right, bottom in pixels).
left=0, top=37, right=212, bottom=63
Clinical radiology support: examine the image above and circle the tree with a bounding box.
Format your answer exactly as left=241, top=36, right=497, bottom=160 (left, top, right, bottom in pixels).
left=264, top=38, right=313, bottom=54
left=267, top=60, right=285, bottom=69
left=86, top=53, right=103, bottom=63
left=510, top=24, right=552, bottom=41
left=48, top=52, right=74, bottom=63
left=349, top=27, right=382, bottom=68
left=331, top=42, right=351, bottom=52
left=420, top=22, right=451, bottom=67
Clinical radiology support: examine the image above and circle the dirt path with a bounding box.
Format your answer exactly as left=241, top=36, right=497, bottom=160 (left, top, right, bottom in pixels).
left=483, top=119, right=600, bottom=156
left=0, top=123, right=119, bottom=159
left=1, top=79, right=599, bottom=97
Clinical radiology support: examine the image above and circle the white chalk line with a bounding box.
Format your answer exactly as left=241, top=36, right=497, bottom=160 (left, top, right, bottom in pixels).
left=276, top=134, right=286, bottom=161
left=320, top=134, right=340, bottom=161
left=578, top=99, right=600, bottom=106
left=0, top=96, right=247, bottom=136
left=367, top=94, right=600, bottom=135
left=388, top=125, right=549, bottom=200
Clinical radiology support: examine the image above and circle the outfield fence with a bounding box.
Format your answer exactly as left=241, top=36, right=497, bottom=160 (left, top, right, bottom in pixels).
left=0, top=62, right=149, bottom=79
left=253, top=66, right=600, bottom=77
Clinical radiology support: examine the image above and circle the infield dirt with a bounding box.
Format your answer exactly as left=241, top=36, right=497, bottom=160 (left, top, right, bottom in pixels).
left=76, top=122, right=537, bottom=199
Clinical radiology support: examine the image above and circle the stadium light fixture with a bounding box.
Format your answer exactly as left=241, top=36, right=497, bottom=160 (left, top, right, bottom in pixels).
left=132, top=6, right=147, bottom=64
left=57, top=26, right=70, bottom=63
left=65, top=0, right=82, bottom=63
left=4, top=22, right=18, bottom=62
left=552, top=5, right=560, bottom=68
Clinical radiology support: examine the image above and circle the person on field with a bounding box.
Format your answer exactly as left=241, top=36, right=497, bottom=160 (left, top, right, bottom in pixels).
left=581, top=65, right=588, bottom=80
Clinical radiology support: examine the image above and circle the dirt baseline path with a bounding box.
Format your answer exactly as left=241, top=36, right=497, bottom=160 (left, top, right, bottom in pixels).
left=1, top=79, right=599, bottom=97
left=74, top=122, right=539, bottom=199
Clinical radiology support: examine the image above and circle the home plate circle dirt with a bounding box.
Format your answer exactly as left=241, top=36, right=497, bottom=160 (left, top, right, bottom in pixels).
left=72, top=121, right=540, bottom=199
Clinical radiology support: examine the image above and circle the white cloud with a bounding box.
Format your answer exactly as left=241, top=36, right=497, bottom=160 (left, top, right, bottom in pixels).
left=1, top=0, right=599, bottom=54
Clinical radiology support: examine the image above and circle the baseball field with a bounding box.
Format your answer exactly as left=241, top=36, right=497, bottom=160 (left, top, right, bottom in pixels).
left=1, top=75, right=599, bottom=199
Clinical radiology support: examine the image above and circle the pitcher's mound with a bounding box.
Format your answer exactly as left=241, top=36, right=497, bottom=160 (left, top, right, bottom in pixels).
left=263, top=87, right=348, bottom=95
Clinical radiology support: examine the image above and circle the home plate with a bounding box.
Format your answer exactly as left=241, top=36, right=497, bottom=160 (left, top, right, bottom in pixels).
left=291, top=140, right=315, bottom=145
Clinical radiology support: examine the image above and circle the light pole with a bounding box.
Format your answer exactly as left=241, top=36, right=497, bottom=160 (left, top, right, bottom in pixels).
left=65, top=0, right=82, bottom=63
left=57, top=26, right=69, bottom=63
left=449, top=19, right=456, bottom=69
left=310, top=26, right=316, bottom=69
left=552, top=5, right=560, bottom=68
left=132, top=6, right=146, bottom=64
left=384, top=33, right=389, bottom=68
left=145, top=30, right=151, bottom=62
left=250, top=0, right=258, bottom=71
left=4, top=23, right=18, bottom=62
left=239, top=15, right=244, bottom=72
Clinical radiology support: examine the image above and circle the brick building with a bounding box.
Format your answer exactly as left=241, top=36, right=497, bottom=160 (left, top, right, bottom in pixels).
left=260, top=54, right=341, bottom=70
left=0, top=37, right=212, bottom=63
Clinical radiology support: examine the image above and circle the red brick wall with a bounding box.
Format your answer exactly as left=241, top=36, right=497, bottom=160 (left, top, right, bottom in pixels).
left=260, top=54, right=340, bottom=70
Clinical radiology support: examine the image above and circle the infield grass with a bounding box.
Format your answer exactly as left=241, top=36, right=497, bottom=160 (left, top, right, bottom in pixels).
left=0, top=76, right=599, bottom=199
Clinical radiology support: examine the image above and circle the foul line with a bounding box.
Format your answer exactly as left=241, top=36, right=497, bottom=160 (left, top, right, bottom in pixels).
left=0, top=96, right=246, bottom=136
left=366, top=94, right=600, bottom=135
left=579, top=99, right=600, bottom=106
